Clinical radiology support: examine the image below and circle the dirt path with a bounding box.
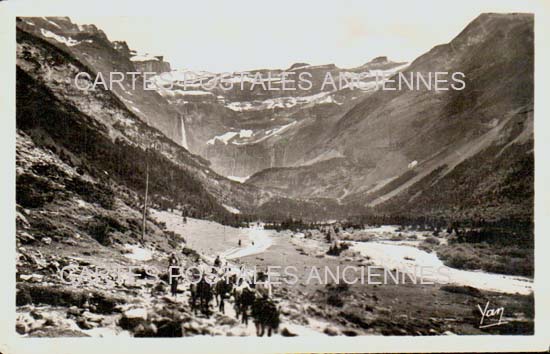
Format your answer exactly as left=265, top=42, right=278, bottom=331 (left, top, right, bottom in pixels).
left=150, top=209, right=329, bottom=336
left=151, top=210, right=274, bottom=260
left=221, top=226, right=273, bottom=259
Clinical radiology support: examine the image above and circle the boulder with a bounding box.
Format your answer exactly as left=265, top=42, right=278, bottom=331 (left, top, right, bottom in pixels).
left=30, top=310, right=43, bottom=319
left=323, top=326, right=339, bottom=336
left=280, top=327, right=298, bottom=337
left=29, top=328, right=90, bottom=337
left=76, top=318, right=95, bottom=330
left=342, top=329, right=358, bottom=336
left=20, top=274, right=44, bottom=283
left=67, top=306, right=82, bottom=317
left=156, top=320, right=183, bottom=337
left=118, top=308, right=148, bottom=330
left=82, top=311, right=104, bottom=323
left=134, top=323, right=158, bottom=337
left=217, top=316, right=238, bottom=326
left=182, top=320, right=202, bottom=336
left=16, top=322, right=27, bottom=335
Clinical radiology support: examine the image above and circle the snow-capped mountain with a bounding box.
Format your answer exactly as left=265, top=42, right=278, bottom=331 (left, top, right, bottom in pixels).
left=149, top=58, right=408, bottom=177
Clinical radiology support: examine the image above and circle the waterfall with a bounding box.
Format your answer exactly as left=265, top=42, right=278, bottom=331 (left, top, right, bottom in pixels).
left=180, top=114, right=188, bottom=149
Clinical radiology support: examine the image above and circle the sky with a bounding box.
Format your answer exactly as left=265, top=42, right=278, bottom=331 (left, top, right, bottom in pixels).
left=10, top=0, right=539, bottom=72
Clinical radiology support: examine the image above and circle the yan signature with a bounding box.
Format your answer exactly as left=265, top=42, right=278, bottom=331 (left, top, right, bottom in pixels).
left=477, top=301, right=508, bottom=328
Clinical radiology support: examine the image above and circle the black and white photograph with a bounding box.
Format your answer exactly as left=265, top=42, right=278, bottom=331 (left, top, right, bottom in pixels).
left=1, top=0, right=549, bottom=352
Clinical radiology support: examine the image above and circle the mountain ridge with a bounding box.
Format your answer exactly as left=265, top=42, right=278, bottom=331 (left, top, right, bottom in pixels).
left=245, top=12, right=534, bottom=224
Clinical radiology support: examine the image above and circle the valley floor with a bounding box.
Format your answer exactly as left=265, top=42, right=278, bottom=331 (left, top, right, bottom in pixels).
left=235, top=227, right=534, bottom=336
left=16, top=209, right=534, bottom=337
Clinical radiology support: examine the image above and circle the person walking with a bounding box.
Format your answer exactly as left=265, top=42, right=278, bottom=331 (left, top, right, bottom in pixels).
left=168, top=253, right=180, bottom=297
left=214, top=255, right=221, bottom=268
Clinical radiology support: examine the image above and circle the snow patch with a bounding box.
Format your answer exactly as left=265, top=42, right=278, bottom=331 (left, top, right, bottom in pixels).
left=169, top=90, right=214, bottom=96
left=206, top=129, right=255, bottom=145
left=222, top=204, right=241, bottom=214
left=40, top=29, right=80, bottom=47
left=42, top=17, right=61, bottom=29
left=206, top=132, right=239, bottom=145
left=233, top=121, right=297, bottom=145
left=123, top=244, right=153, bottom=261
left=227, top=175, right=250, bottom=183
left=130, top=53, right=160, bottom=62
left=239, top=129, right=253, bottom=138
left=225, top=92, right=337, bottom=112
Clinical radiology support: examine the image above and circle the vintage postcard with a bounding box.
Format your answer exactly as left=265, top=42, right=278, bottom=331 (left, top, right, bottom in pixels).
left=1, top=0, right=549, bottom=353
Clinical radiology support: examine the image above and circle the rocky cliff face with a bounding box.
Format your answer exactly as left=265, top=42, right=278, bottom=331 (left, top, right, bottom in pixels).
left=131, top=55, right=171, bottom=74
left=112, top=40, right=131, bottom=58
left=150, top=59, right=408, bottom=178
left=17, top=17, right=184, bottom=148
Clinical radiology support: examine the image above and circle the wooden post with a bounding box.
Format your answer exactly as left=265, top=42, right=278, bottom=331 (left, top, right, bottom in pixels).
left=142, top=148, right=149, bottom=241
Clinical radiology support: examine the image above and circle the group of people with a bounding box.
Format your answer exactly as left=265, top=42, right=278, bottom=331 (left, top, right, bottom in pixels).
left=166, top=253, right=280, bottom=336
left=225, top=267, right=279, bottom=336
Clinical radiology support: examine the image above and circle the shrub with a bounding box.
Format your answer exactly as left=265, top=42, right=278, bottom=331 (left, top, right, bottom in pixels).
left=391, top=233, right=405, bottom=241
left=436, top=243, right=533, bottom=277
left=440, top=284, right=482, bottom=297
left=327, top=242, right=350, bottom=256
left=182, top=247, right=200, bottom=261
left=16, top=173, right=62, bottom=208
left=418, top=244, right=433, bottom=253
left=65, top=177, right=115, bottom=209
left=16, top=287, right=32, bottom=306
left=327, top=294, right=344, bottom=307
left=341, top=311, right=370, bottom=329
left=86, top=215, right=125, bottom=246
left=16, top=284, right=124, bottom=313
left=424, top=236, right=440, bottom=245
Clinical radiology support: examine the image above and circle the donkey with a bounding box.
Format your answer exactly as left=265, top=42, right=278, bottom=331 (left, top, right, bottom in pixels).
left=251, top=296, right=280, bottom=337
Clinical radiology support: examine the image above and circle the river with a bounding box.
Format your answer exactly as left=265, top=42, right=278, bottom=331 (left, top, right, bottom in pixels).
left=151, top=210, right=533, bottom=296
